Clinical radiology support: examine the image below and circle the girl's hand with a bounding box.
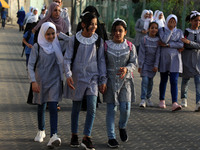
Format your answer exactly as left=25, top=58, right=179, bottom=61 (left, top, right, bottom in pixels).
left=158, top=41, right=168, bottom=47
left=32, top=82, right=40, bottom=93
left=67, top=77, right=75, bottom=90
left=99, top=84, right=107, bottom=94
left=27, top=44, right=33, bottom=48
left=138, top=68, right=141, bottom=73
left=117, top=67, right=127, bottom=79
left=181, top=38, right=190, bottom=44
left=152, top=67, right=158, bottom=72
left=177, top=47, right=184, bottom=53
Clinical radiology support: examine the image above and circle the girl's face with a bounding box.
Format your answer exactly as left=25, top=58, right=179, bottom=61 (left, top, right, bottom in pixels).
left=144, top=13, right=149, bottom=19
left=190, top=16, right=200, bottom=30
left=45, top=27, right=55, bottom=42
left=82, top=18, right=98, bottom=37
left=148, top=23, right=158, bottom=37
left=113, top=25, right=127, bottom=43
left=33, top=10, right=38, bottom=15
left=51, top=6, right=61, bottom=19
left=167, top=18, right=176, bottom=29
left=159, top=13, right=163, bottom=19
left=149, top=13, right=153, bottom=18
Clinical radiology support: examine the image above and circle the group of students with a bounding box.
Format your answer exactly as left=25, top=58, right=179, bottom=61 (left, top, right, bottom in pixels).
left=24, top=2, right=200, bottom=150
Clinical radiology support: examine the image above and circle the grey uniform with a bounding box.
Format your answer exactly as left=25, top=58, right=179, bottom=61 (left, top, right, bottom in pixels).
left=182, top=28, right=200, bottom=78
left=134, top=19, right=147, bottom=47
left=28, top=43, right=63, bottom=105
left=103, top=40, right=138, bottom=105
left=158, top=27, right=184, bottom=73
left=64, top=33, right=107, bottom=101
left=138, top=35, right=160, bottom=78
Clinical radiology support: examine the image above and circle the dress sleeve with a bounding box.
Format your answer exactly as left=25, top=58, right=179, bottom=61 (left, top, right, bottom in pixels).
left=138, top=38, right=145, bottom=68
left=97, top=39, right=107, bottom=85
left=126, top=43, right=138, bottom=71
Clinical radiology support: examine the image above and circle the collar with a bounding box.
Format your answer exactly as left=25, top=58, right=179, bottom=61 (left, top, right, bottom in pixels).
left=106, top=39, right=128, bottom=50
left=186, top=28, right=200, bottom=34
left=145, top=35, right=159, bottom=42
left=76, top=30, right=98, bottom=44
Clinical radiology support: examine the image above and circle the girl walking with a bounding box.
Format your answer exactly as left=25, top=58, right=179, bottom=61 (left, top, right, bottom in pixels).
left=181, top=11, right=200, bottom=111
left=28, top=22, right=63, bottom=148
left=158, top=14, right=184, bottom=111
left=64, top=12, right=107, bottom=150
left=138, top=22, right=160, bottom=107
left=103, top=18, right=137, bottom=148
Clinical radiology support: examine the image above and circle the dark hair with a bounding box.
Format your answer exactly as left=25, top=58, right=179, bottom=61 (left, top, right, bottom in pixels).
left=81, top=12, right=97, bottom=31
left=82, top=6, right=100, bottom=18
left=186, top=13, right=200, bottom=22
left=148, top=21, right=158, bottom=29
left=111, top=20, right=127, bottom=38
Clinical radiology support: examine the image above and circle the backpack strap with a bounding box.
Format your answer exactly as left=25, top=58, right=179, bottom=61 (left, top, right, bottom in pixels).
left=104, top=42, right=108, bottom=51
left=34, top=43, right=40, bottom=71
left=184, top=29, right=189, bottom=38
left=126, top=40, right=132, bottom=51
left=71, top=35, right=80, bottom=69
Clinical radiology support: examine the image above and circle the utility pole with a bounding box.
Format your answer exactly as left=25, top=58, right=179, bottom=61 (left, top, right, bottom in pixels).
left=17, top=0, right=20, bottom=10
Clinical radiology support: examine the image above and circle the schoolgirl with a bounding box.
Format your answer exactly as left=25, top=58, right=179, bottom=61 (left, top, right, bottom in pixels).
left=103, top=18, right=137, bottom=148
left=138, top=22, right=160, bottom=107
left=158, top=14, right=184, bottom=111
left=28, top=22, right=63, bottom=148
left=134, top=9, right=150, bottom=53
left=155, top=11, right=165, bottom=28
left=181, top=11, right=200, bottom=111
left=63, top=12, right=107, bottom=150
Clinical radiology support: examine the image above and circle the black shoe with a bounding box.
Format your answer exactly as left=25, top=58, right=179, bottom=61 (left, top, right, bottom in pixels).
left=70, top=134, right=80, bottom=148
left=107, top=139, right=119, bottom=148
left=81, top=137, right=95, bottom=150
left=119, top=129, right=128, bottom=142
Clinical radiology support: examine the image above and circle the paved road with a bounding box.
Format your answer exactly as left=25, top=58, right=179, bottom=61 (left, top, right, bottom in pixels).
left=0, top=25, right=200, bottom=150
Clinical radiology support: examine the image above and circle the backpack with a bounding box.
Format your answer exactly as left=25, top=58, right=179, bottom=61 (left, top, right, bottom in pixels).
left=22, top=30, right=32, bottom=47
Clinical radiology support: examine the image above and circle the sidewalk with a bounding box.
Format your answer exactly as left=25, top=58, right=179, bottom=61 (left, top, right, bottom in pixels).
left=0, top=24, right=200, bottom=150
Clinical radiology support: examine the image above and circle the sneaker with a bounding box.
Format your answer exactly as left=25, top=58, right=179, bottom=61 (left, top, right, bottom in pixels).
left=119, top=128, right=128, bottom=142
left=172, top=102, right=182, bottom=111
left=70, top=134, right=80, bottom=148
left=146, top=99, right=154, bottom=107
left=181, top=98, right=187, bottom=107
left=81, top=137, right=95, bottom=150
left=34, top=130, right=46, bottom=142
left=107, top=139, right=119, bottom=148
left=47, top=134, right=61, bottom=148
left=139, top=99, right=146, bottom=107
left=195, top=101, right=200, bottom=112
left=159, top=100, right=166, bottom=109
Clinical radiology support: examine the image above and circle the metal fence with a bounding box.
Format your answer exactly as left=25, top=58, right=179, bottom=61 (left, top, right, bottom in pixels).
left=74, top=0, right=200, bottom=38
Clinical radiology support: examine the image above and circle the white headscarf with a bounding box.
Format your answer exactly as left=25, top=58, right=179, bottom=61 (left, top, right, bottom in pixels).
left=155, top=11, right=165, bottom=28
left=141, top=10, right=150, bottom=30
left=38, top=22, right=63, bottom=64
left=153, top=10, right=159, bottom=21
left=149, top=10, right=154, bottom=22
left=165, top=14, right=178, bottom=32
left=26, top=8, right=39, bottom=24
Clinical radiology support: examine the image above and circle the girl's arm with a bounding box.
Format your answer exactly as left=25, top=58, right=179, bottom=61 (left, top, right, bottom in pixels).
left=28, top=43, right=39, bottom=82
left=135, top=19, right=143, bottom=33
left=63, top=36, right=74, bottom=78
left=138, top=38, right=145, bottom=69
left=159, top=27, right=173, bottom=44
left=98, top=39, right=107, bottom=85
left=154, top=46, right=161, bottom=68
left=126, top=43, right=138, bottom=72
left=168, top=30, right=184, bottom=49
left=188, top=40, right=200, bottom=49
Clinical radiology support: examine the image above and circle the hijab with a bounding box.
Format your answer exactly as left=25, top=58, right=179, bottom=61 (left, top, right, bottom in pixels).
left=26, top=8, right=39, bottom=24
left=34, top=2, right=68, bottom=33
left=165, top=14, right=177, bottom=32
left=38, top=22, right=63, bottom=64
left=155, top=11, right=165, bottom=28
left=141, top=9, right=150, bottom=30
